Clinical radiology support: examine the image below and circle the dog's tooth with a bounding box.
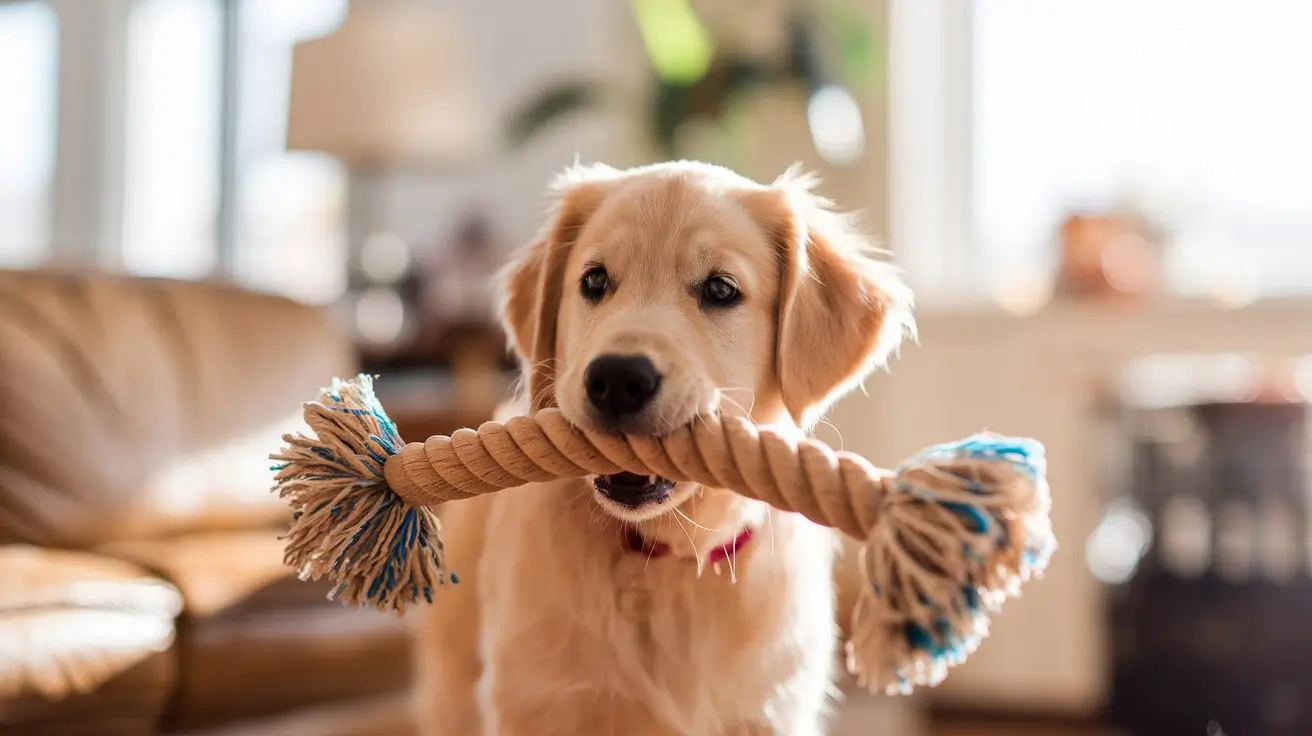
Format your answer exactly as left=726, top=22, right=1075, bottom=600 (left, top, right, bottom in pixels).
left=648, top=474, right=657, bottom=484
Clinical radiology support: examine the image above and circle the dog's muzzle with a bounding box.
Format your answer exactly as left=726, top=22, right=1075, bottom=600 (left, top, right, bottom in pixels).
left=593, top=472, right=674, bottom=508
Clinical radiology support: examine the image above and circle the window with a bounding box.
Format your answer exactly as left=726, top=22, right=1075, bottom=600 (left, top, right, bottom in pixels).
left=122, top=0, right=223, bottom=278
left=892, top=0, right=1312, bottom=304
left=0, top=1, right=58, bottom=268
left=121, top=0, right=347, bottom=301
left=4, top=0, right=346, bottom=303
left=973, top=0, right=1312, bottom=299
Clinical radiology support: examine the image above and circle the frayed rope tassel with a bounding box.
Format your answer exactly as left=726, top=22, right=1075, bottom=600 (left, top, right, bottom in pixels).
left=271, top=374, right=1056, bottom=693
left=271, top=376, right=448, bottom=612
left=845, top=436, right=1055, bottom=693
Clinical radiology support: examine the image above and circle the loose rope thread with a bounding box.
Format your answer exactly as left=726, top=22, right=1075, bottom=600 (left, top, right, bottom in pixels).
left=272, top=375, right=1055, bottom=694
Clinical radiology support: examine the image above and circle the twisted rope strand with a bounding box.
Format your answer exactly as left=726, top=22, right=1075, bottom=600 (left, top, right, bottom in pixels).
left=381, top=408, right=888, bottom=540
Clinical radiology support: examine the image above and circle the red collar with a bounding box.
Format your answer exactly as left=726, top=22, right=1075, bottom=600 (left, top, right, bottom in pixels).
left=622, top=526, right=754, bottom=564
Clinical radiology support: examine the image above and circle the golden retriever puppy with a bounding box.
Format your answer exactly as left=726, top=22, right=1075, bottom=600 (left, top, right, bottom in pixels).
left=413, top=161, right=912, bottom=735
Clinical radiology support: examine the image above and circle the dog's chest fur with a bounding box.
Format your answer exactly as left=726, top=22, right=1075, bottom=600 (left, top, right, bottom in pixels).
left=476, top=483, right=840, bottom=735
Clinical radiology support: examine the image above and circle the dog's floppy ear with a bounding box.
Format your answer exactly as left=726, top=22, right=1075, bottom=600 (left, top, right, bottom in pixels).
left=740, top=169, right=914, bottom=427
left=497, top=164, right=616, bottom=411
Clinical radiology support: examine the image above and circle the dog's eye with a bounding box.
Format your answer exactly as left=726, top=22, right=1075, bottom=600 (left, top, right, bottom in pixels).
left=700, top=275, right=741, bottom=308
left=580, top=266, right=610, bottom=303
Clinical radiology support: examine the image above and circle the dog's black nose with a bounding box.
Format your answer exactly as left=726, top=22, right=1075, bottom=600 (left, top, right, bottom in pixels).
left=585, top=354, right=661, bottom=420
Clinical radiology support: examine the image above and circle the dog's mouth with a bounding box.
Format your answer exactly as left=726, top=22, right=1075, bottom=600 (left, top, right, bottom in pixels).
left=593, top=472, right=675, bottom=509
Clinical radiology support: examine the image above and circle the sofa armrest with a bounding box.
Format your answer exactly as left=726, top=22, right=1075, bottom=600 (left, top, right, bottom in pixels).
left=0, top=545, right=181, bottom=733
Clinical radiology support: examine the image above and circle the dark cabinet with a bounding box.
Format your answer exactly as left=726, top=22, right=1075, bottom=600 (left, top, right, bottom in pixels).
left=1107, top=401, right=1311, bottom=736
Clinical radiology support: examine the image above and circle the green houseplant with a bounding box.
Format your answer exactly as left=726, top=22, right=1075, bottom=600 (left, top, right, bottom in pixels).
left=503, top=0, right=880, bottom=168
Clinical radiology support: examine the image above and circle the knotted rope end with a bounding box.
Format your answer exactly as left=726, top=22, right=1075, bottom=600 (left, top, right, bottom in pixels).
left=848, top=433, right=1056, bottom=695
left=270, top=374, right=451, bottom=614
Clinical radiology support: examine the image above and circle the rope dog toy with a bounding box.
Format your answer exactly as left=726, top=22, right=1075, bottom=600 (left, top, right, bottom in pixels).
left=271, top=374, right=1055, bottom=694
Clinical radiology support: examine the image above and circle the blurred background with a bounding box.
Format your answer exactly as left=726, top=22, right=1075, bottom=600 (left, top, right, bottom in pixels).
left=1, top=0, right=1311, bottom=734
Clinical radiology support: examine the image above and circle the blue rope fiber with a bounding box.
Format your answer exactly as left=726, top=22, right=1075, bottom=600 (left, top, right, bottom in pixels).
left=909, top=434, right=1041, bottom=467
left=940, top=502, right=992, bottom=534
left=904, top=617, right=974, bottom=662
left=909, top=434, right=1046, bottom=477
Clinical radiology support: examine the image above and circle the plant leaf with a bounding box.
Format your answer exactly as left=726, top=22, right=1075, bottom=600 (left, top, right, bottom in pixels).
left=503, top=82, right=608, bottom=149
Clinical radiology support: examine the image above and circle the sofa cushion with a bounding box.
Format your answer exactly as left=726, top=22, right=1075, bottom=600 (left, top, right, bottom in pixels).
left=99, top=531, right=324, bottom=618
left=0, top=546, right=180, bottom=733
left=0, top=269, right=355, bottom=547
left=100, top=530, right=413, bottom=731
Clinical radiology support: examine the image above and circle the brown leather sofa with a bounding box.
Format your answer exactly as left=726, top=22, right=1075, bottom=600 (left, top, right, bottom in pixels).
left=0, top=270, right=420, bottom=735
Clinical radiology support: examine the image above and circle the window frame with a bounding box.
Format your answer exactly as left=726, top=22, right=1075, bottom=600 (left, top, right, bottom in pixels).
left=886, top=0, right=981, bottom=307
left=0, top=0, right=60, bottom=267
left=39, top=0, right=241, bottom=274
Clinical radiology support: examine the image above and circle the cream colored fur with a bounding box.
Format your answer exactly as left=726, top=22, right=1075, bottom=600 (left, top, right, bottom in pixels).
left=413, top=161, right=912, bottom=735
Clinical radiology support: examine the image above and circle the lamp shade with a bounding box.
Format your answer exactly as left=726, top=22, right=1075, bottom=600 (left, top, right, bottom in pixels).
left=287, top=1, right=489, bottom=169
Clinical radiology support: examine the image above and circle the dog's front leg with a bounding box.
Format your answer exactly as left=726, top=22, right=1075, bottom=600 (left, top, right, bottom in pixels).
left=482, top=685, right=677, bottom=736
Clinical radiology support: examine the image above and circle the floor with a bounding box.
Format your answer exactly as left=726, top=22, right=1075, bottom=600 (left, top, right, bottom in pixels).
left=832, top=690, right=1121, bottom=736
left=928, top=718, right=1123, bottom=734
left=932, top=720, right=1121, bottom=736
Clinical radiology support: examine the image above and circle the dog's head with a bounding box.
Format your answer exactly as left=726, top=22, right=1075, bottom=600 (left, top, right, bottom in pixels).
left=497, top=162, right=912, bottom=546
